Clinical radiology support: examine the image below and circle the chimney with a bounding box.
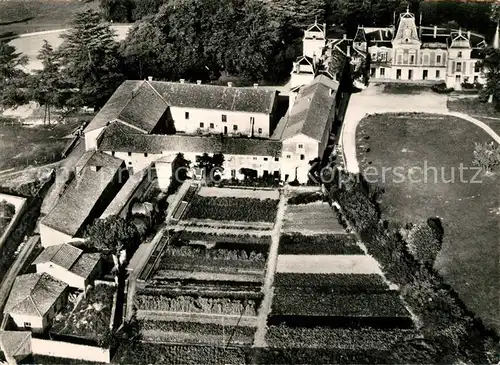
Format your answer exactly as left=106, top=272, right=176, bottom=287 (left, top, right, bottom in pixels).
left=343, top=33, right=347, bottom=40
left=346, top=45, right=351, bottom=57
left=227, top=82, right=233, bottom=87
left=253, top=83, right=258, bottom=88
left=433, top=25, right=437, bottom=38
left=458, top=28, right=462, bottom=37
left=196, top=80, right=202, bottom=85
left=147, top=76, right=153, bottom=82
left=180, top=79, right=185, bottom=83
left=467, top=30, right=470, bottom=40
left=323, top=23, right=326, bottom=37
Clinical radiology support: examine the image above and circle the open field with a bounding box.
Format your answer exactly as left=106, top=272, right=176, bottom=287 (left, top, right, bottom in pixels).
left=356, top=112, right=500, bottom=332
left=276, top=255, right=383, bottom=275
left=0, top=120, right=81, bottom=171
left=0, top=0, right=99, bottom=37
left=50, top=284, right=115, bottom=342
left=282, top=202, right=346, bottom=233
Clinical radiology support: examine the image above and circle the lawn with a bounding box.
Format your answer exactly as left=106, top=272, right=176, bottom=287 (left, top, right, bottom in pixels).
left=447, top=97, right=500, bottom=118
left=50, top=284, right=115, bottom=343
left=0, top=0, right=99, bottom=37
left=0, top=120, right=81, bottom=171
left=356, top=112, right=500, bottom=332
left=474, top=116, right=500, bottom=136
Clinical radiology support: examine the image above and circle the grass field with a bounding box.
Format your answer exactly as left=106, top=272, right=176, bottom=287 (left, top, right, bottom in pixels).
left=447, top=97, right=500, bottom=118
left=0, top=0, right=99, bottom=37
left=282, top=202, right=346, bottom=233
left=356, top=112, right=500, bottom=332
left=0, top=120, right=80, bottom=172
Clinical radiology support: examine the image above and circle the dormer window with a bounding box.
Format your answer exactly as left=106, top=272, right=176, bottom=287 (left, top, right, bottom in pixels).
left=128, top=152, right=132, bottom=156
left=298, top=144, right=304, bottom=149
left=457, top=51, right=462, bottom=58
left=90, top=165, right=101, bottom=172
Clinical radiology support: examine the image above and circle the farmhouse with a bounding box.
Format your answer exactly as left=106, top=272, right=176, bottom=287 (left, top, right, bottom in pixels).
left=39, top=151, right=127, bottom=247
left=33, top=243, right=101, bottom=290
left=3, top=273, right=68, bottom=333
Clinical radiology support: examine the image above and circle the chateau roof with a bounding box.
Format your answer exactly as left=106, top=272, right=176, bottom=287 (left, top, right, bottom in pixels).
left=99, top=130, right=282, bottom=157
left=4, top=273, right=67, bottom=318
left=41, top=151, right=124, bottom=237
left=271, top=76, right=337, bottom=142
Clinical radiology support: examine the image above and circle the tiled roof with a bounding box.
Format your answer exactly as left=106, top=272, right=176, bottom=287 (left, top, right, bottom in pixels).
left=151, top=81, right=277, bottom=114
left=33, top=244, right=100, bottom=279
left=471, top=48, right=485, bottom=59
left=99, top=129, right=282, bottom=157
left=4, top=273, right=67, bottom=317
left=101, top=169, right=148, bottom=219
left=33, top=243, right=81, bottom=270
left=41, top=151, right=125, bottom=237
left=271, top=77, right=337, bottom=142
left=84, top=80, right=168, bottom=133
left=0, top=331, right=31, bottom=359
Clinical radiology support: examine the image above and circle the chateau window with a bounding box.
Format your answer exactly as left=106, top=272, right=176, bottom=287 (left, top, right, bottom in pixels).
left=210, top=123, right=214, bottom=128
left=233, top=125, right=238, bottom=131
left=456, top=62, right=462, bottom=73
left=231, top=169, right=236, bottom=177
left=436, top=70, right=440, bottom=78
left=144, top=153, right=148, bottom=157
left=424, top=55, right=429, bottom=65
left=410, top=55, right=415, bottom=64
left=474, top=62, right=480, bottom=73
left=128, top=152, right=132, bottom=156
left=474, top=76, right=478, bottom=83
left=258, top=128, right=262, bottom=134
left=436, top=55, right=441, bottom=64
left=300, top=154, right=305, bottom=160
left=253, top=157, right=257, bottom=160
left=264, top=157, right=268, bottom=161
left=380, top=52, right=387, bottom=62
left=275, top=157, right=279, bottom=162
left=298, top=144, right=304, bottom=149
left=457, top=51, right=462, bottom=58
left=397, top=54, right=402, bottom=64
left=286, top=155, right=291, bottom=159
left=380, top=68, right=385, bottom=76
left=185, top=112, right=189, bottom=119
left=222, top=115, right=227, bottom=122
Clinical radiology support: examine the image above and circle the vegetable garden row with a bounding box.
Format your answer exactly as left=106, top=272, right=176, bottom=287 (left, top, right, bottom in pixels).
left=183, top=196, right=279, bottom=222
left=278, top=233, right=363, bottom=255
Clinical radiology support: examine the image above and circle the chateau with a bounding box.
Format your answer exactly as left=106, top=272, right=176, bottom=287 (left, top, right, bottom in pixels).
left=292, top=7, right=499, bottom=90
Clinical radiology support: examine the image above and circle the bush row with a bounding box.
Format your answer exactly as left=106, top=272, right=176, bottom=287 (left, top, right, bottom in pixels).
left=164, top=244, right=266, bottom=263
left=271, top=290, right=409, bottom=319
left=273, top=273, right=389, bottom=293
left=278, top=233, right=363, bottom=255
left=184, top=196, right=278, bottom=222
left=327, top=171, right=500, bottom=364
left=287, top=192, right=324, bottom=205
left=178, top=231, right=272, bottom=245
left=136, top=294, right=259, bottom=316
left=140, top=320, right=256, bottom=338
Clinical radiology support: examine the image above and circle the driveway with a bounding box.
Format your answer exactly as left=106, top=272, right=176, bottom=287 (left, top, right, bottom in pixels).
left=8, top=25, right=131, bottom=73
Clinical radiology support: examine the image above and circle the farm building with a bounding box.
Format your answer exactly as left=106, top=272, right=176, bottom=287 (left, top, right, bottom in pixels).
left=39, top=151, right=127, bottom=247
left=3, top=273, right=68, bottom=333
left=33, top=243, right=101, bottom=290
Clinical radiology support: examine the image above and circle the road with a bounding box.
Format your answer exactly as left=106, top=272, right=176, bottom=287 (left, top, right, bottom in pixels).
left=0, top=235, right=39, bottom=326
left=7, top=25, right=132, bottom=73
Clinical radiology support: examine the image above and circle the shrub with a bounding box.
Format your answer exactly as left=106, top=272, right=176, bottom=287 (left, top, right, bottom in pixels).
left=461, top=82, right=475, bottom=90
left=404, top=221, right=442, bottom=266
left=287, top=192, right=323, bottom=205
left=431, top=83, right=454, bottom=94
left=164, top=244, right=267, bottom=263
left=278, top=233, right=363, bottom=255
left=472, top=141, right=500, bottom=172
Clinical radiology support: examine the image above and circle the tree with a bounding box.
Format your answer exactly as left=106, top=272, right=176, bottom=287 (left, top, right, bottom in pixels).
left=405, top=220, right=442, bottom=266
left=85, top=216, right=139, bottom=272
left=0, top=42, right=29, bottom=110
left=100, top=0, right=133, bottom=22
left=0, top=200, right=15, bottom=219
left=58, top=7, right=125, bottom=109
left=478, top=47, right=500, bottom=110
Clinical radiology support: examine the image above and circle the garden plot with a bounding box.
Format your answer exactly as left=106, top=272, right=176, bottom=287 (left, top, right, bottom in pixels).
left=278, top=233, right=362, bottom=255
left=50, top=284, right=115, bottom=343
left=198, top=186, right=279, bottom=200
left=282, top=202, right=346, bottom=233
left=276, top=255, right=383, bottom=274
left=182, top=195, right=278, bottom=227
left=139, top=320, right=256, bottom=345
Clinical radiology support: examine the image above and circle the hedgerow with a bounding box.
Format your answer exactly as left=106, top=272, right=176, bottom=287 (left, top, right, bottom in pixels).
left=164, top=244, right=266, bottom=263
left=136, top=294, right=259, bottom=316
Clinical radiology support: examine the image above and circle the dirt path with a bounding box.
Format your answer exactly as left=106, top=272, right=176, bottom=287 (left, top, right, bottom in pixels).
left=340, top=85, right=500, bottom=173
left=253, top=188, right=287, bottom=348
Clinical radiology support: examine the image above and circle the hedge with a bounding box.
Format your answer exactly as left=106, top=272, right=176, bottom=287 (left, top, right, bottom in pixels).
left=136, top=294, right=259, bottom=316
left=273, top=273, right=389, bottom=293
left=287, top=192, right=324, bottom=205
left=278, top=233, right=363, bottom=255
left=140, top=320, right=256, bottom=339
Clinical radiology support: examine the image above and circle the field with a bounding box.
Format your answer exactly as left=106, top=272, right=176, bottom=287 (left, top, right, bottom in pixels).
left=183, top=196, right=278, bottom=223
left=278, top=233, right=362, bottom=255
left=356, top=112, right=500, bottom=332
left=0, top=0, right=99, bottom=37
left=50, top=284, right=115, bottom=343
left=0, top=120, right=81, bottom=172
left=474, top=116, right=500, bottom=136
left=282, top=202, right=345, bottom=233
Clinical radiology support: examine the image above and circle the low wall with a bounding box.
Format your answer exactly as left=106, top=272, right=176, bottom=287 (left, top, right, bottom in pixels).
left=0, top=193, right=27, bottom=254
left=31, top=338, right=110, bottom=363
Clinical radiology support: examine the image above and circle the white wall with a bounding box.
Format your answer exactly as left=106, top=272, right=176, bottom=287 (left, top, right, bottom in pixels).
left=303, top=39, right=325, bottom=58
left=111, top=151, right=159, bottom=174
left=36, top=262, right=86, bottom=290
left=84, top=127, right=105, bottom=151
left=9, top=314, right=44, bottom=333
left=290, top=72, right=315, bottom=89
left=170, top=107, right=271, bottom=138
left=39, top=223, right=72, bottom=248
left=281, top=134, right=319, bottom=183
left=31, top=338, right=111, bottom=363
left=156, top=161, right=173, bottom=191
